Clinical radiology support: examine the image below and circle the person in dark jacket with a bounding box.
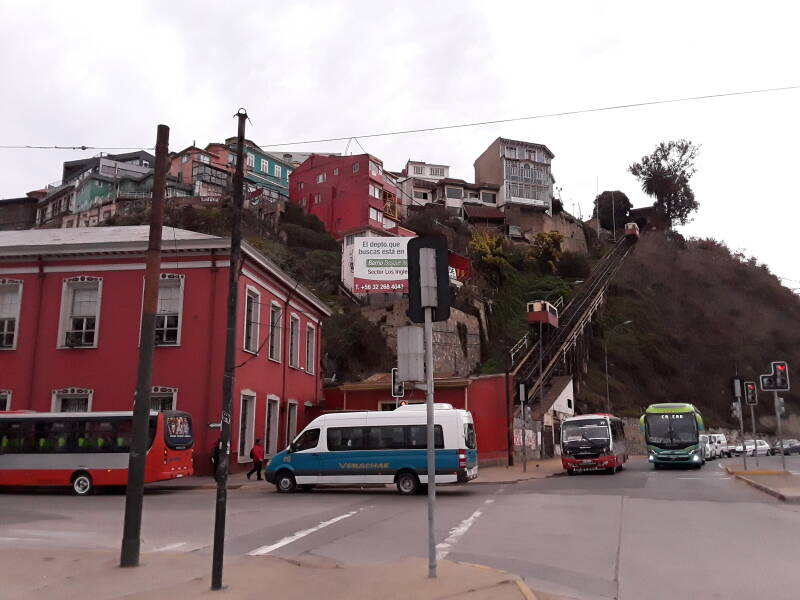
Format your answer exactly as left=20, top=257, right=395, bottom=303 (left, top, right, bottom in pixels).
left=247, top=439, right=265, bottom=480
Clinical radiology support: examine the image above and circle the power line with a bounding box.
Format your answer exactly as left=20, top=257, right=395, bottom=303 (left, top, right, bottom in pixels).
left=0, top=145, right=154, bottom=151
left=255, top=84, right=800, bottom=148
left=2, top=84, right=798, bottom=153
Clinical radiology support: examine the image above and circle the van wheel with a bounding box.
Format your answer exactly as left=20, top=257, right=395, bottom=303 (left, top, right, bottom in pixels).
left=395, top=472, right=420, bottom=495
left=275, top=471, right=296, bottom=493
left=72, top=472, right=93, bottom=496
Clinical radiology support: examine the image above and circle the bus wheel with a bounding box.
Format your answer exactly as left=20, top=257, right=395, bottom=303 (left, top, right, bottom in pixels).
left=72, top=472, right=93, bottom=496
left=275, top=471, right=296, bottom=493
left=395, top=471, right=420, bottom=496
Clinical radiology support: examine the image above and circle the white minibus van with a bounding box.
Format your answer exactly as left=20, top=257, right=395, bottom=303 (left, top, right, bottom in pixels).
left=265, top=403, right=478, bottom=495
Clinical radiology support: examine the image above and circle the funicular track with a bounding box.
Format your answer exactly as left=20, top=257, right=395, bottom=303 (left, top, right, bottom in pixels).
left=511, top=236, right=634, bottom=411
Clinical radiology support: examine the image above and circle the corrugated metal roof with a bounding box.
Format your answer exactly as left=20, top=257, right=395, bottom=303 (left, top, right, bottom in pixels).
left=462, top=204, right=505, bottom=221
left=0, top=226, right=218, bottom=248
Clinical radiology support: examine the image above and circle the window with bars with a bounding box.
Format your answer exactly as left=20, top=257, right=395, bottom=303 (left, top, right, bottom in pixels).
left=244, top=289, right=260, bottom=353
left=429, top=167, right=444, bottom=177
left=155, top=279, right=182, bottom=346
left=268, top=304, right=282, bottom=361
left=0, top=283, right=21, bottom=349
left=56, top=395, right=90, bottom=412
left=63, top=283, right=100, bottom=348
left=289, top=315, right=300, bottom=368
left=445, top=187, right=463, bottom=199
left=150, top=394, right=175, bottom=411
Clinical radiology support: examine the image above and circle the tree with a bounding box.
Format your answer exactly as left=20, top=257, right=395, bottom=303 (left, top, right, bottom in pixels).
left=592, top=190, right=632, bottom=231
left=629, top=140, right=700, bottom=226
left=530, top=231, right=564, bottom=274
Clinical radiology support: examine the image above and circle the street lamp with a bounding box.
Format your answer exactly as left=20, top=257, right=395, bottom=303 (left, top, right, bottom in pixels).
left=604, top=320, right=632, bottom=413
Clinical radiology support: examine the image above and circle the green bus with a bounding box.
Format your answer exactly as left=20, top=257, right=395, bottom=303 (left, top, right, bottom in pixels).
left=640, top=403, right=705, bottom=469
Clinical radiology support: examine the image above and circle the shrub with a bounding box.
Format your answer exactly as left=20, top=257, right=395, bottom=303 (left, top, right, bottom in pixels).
left=557, top=251, right=591, bottom=278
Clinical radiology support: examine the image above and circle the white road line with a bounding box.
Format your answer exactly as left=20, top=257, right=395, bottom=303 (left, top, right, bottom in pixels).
left=247, top=508, right=363, bottom=556
left=435, top=498, right=494, bottom=561
left=152, top=542, right=187, bottom=552
left=0, top=537, right=45, bottom=543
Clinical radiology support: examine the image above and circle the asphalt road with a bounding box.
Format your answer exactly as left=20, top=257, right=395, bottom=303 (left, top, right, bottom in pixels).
left=2, top=456, right=800, bottom=600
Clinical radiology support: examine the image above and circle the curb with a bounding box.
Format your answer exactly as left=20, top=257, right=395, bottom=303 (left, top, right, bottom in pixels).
left=733, top=474, right=800, bottom=503
left=724, top=466, right=786, bottom=476
left=514, top=577, right=539, bottom=600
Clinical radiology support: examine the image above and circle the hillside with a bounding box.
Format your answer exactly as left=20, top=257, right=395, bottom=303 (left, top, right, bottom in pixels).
left=576, top=231, right=800, bottom=432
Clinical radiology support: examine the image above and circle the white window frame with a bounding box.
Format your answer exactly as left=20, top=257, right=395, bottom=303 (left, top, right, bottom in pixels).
left=265, top=395, right=280, bottom=456
left=51, top=387, right=94, bottom=412
left=268, top=302, right=282, bottom=362
left=289, top=314, right=301, bottom=369
left=246, top=153, right=255, bottom=168
left=305, top=324, right=316, bottom=375
left=154, top=274, right=185, bottom=347
left=260, top=158, right=269, bottom=173
left=413, top=165, right=424, bottom=175
left=430, top=167, right=444, bottom=177
left=238, top=390, right=257, bottom=463
left=150, top=386, right=178, bottom=411
left=316, top=172, right=327, bottom=184
left=0, top=389, right=11, bottom=411
left=243, top=286, right=261, bottom=354
left=0, top=279, right=23, bottom=351
left=198, top=154, right=210, bottom=165
left=352, top=162, right=360, bottom=173
left=57, top=276, right=103, bottom=349
left=333, top=168, right=339, bottom=176
left=298, top=181, right=304, bottom=190
left=314, top=193, right=322, bottom=204
left=286, top=399, right=299, bottom=446
left=369, top=207, right=381, bottom=222
left=273, top=164, right=282, bottom=178
left=181, top=155, right=188, bottom=164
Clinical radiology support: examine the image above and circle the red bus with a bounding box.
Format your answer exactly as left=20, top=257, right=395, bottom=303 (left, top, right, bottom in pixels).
left=0, top=410, right=193, bottom=494
left=560, top=413, right=628, bottom=474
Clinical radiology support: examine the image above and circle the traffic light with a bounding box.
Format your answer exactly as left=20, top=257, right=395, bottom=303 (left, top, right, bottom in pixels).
left=776, top=396, right=786, bottom=416
left=731, top=401, right=742, bottom=422
left=760, top=361, right=791, bottom=392
left=744, top=381, right=758, bottom=405
left=391, top=368, right=404, bottom=398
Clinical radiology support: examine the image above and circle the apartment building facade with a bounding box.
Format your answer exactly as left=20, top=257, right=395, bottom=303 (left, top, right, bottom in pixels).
left=0, top=226, right=331, bottom=474
left=474, top=137, right=555, bottom=212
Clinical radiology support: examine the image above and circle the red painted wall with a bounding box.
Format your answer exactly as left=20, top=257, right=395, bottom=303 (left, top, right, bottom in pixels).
left=289, top=154, right=399, bottom=239
left=322, top=374, right=509, bottom=466
left=0, top=249, right=328, bottom=476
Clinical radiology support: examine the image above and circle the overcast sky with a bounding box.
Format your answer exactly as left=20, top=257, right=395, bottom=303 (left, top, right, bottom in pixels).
left=1, top=1, right=798, bottom=286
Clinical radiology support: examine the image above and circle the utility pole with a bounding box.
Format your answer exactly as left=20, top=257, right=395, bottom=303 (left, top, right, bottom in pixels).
left=603, top=339, right=610, bottom=414
left=423, top=301, right=436, bottom=578
left=520, top=383, right=527, bottom=473
left=211, top=108, right=248, bottom=591
left=538, top=320, right=544, bottom=458
left=611, top=191, right=616, bottom=242
left=120, top=124, right=169, bottom=568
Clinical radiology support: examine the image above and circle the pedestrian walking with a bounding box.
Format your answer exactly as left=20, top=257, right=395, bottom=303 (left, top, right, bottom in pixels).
left=247, top=439, right=265, bottom=480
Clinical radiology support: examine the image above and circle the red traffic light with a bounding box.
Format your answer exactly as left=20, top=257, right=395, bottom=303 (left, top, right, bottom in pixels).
left=746, top=383, right=755, bottom=390
left=777, top=364, right=786, bottom=372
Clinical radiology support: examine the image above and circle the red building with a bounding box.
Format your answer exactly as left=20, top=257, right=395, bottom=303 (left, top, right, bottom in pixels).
left=323, top=373, right=511, bottom=466
left=289, top=154, right=403, bottom=240
left=0, top=226, right=331, bottom=474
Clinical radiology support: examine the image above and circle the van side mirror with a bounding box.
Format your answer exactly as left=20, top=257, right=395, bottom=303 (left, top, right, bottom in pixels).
left=289, top=442, right=298, bottom=453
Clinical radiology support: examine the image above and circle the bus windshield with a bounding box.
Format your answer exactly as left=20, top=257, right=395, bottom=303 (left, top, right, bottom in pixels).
left=562, top=419, right=610, bottom=446
left=164, top=413, right=193, bottom=449
left=645, top=413, right=697, bottom=447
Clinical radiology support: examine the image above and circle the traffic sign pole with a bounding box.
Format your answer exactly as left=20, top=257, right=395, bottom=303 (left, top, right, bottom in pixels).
left=424, top=305, right=436, bottom=578
left=749, top=404, right=759, bottom=468
left=774, top=391, right=787, bottom=472
left=519, top=383, right=527, bottom=473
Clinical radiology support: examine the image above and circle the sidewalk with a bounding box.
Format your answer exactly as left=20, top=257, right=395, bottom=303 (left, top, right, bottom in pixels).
left=147, top=458, right=567, bottom=492
left=1, top=548, right=538, bottom=600
left=725, top=466, right=800, bottom=503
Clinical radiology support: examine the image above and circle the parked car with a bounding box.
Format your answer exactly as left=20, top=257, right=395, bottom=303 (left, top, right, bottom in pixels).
left=734, top=440, right=772, bottom=456
left=708, top=433, right=730, bottom=458
left=699, top=434, right=714, bottom=460
left=771, top=439, right=800, bottom=455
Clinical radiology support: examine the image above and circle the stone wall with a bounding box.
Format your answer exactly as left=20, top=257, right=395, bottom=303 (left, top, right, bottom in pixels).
left=504, top=205, right=588, bottom=254
left=360, top=298, right=482, bottom=376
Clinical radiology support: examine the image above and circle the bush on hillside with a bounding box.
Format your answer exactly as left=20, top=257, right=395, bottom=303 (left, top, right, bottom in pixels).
left=323, top=310, right=393, bottom=381
left=279, top=223, right=340, bottom=251
left=557, top=251, right=591, bottom=279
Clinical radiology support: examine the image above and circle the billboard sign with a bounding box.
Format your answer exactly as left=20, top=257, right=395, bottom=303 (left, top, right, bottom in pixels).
left=352, top=237, right=410, bottom=294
